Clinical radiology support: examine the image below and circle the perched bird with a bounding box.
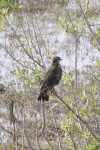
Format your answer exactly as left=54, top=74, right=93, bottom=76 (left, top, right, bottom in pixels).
left=38, top=56, right=62, bottom=102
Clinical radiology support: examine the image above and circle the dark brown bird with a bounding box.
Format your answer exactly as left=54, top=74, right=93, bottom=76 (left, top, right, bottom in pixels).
left=38, top=56, right=62, bottom=102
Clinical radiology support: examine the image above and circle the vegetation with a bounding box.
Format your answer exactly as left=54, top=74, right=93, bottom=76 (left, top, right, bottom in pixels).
left=0, top=0, right=100, bottom=150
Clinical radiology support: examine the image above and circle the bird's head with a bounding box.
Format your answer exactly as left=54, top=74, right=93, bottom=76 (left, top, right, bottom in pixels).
left=52, top=56, right=62, bottom=65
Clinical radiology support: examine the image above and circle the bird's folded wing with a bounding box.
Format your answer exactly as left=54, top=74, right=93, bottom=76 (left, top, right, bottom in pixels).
left=44, top=65, right=56, bottom=81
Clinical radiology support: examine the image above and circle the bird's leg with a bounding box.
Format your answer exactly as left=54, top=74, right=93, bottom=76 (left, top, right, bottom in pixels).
left=51, top=87, right=57, bottom=96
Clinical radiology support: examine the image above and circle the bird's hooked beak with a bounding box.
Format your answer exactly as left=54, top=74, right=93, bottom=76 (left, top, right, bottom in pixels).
left=58, top=58, right=62, bottom=63
left=59, top=58, right=62, bottom=61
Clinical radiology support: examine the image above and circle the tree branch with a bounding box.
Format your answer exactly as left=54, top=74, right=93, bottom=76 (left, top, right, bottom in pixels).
left=56, top=94, right=100, bottom=143
left=0, top=95, right=36, bottom=150
left=41, top=103, right=54, bottom=150
left=76, top=0, right=100, bottom=47
left=6, top=19, right=44, bottom=68
left=50, top=103, right=62, bottom=150
left=68, top=131, right=77, bottom=150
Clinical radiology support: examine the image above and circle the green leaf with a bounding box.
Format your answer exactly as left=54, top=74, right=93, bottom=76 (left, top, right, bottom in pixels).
left=14, top=72, right=25, bottom=78
left=96, top=58, right=100, bottom=67
left=12, top=3, right=19, bottom=10
left=46, top=46, right=50, bottom=50
left=14, top=67, right=25, bottom=78
left=0, top=1, right=8, bottom=8
left=97, top=27, right=100, bottom=33
left=85, top=144, right=100, bottom=150
left=57, top=28, right=59, bottom=32
left=66, top=97, right=70, bottom=103
left=72, top=90, right=76, bottom=96
left=1, top=142, right=3, bottom=148
left=92, top=40, right=97, bottom=46
left=87, top=20, right=91, bottom=26
left=17, top=66, right=21, bottom=74
left=38, top=58, right=41, bottom=64
left=26, top=46, right=30, bottom=52
left=83, top=4, right=86, bottom=10
left=92, top=86, right=95, bottom=93
left=69, top=112, right=75, bottom=118
left=24, top=80, right=35, bottom=85
left=35, top=68, right=39, bottom=73
left=33, top=4, right=36, bottom=8
left=79, top=108, right=87, bottom=117
left=71, top=122, right=79, bottom=131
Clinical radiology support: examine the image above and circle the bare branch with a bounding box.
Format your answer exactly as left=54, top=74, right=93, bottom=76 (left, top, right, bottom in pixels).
left=6, top=19, right=44, bottom=68
left=0, top=124, right=13, bottom=135
left=68, top=131, right=77, bottom=150
left=32, top=22, right=46, bottom=70
left=0, top=125, right=29, bottom=149
left=4, top=47, right=36, bottom=72
left=41, top=103, right=54, bottom=150
left=26, top=16, right=40, bottom=56
left=9, top=100, right=15, bottom=125
left=0, top=95, right=36, bottom=150
left=56, top=94, right=100, bottom=143
left=86, top=68, right=100, bottom=84
left=65, top=6, right=78, bottom=96
left=65, top=7, right=76, bottom=38
left=84, top=0, right=90, bottom=15
left=22, top=98, right=25, bottom=150
left=50, top=103, right=62, bottom=150
left=35, top=115, right=40, bottom=150
left=95, top=116, right=100, bottom=136
left=75, top=0, right=100, bottom=47
left=86, top=122, right=100, bottom=143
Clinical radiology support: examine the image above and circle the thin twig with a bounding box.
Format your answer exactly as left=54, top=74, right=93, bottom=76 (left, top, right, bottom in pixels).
left=6, top=19, right=44, bottom=68
left=68, top=131, right=77, bottom=150
left=50, top=104, right=62, bottom=150
left=4, top=47, right=36, bottom=72
left=76, top=0, right=100, bottom=47
left=26, top=16, right=40, bottom=55
left=0, top=125, right=29, bottom=149
left=35, top=115, right=40, bottom=150
left=32, top=22, right=46, bottom=70
left=56, top=94, right=100, bottom=143
left=22, top=98, right=25, bottom=149
left=20, top=17, right=37, bottom=69
left=87, top=68, right=100, bottom=84
left=0, top=125, right=13, bottom=135
left=41, top=103, right=54, bottom=150
left=95, top=116, right=100, bottom=136
left=84, top=0, right=89, bottom=15
left=0, top=95, right=36, bottom=150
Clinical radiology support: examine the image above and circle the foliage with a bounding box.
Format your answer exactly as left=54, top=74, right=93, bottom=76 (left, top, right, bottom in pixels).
left=0, top=0, right=22, bottom=11
left=85, top=144, right=100, bottom=150
left=0, top=0, right=100, bottom=149
left=91, top=27, right=100, bottom=46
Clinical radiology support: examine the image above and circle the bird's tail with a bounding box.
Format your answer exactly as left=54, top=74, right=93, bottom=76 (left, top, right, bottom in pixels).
left=38, top=90, right=49, bottom=102
left=38, top=93, right=49, bottom=102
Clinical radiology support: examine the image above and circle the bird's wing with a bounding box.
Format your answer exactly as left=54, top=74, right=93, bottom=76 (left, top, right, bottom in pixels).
left=44, top=65, right=56, bottom=82
left=40, top=65, right=55, bottom=94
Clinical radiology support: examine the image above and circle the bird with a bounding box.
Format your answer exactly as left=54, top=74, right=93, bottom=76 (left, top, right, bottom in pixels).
left=38, top=56, right=62, bottom=102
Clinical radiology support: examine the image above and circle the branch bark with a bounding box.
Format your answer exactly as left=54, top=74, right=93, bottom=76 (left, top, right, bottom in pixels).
left=50, top=104, right=62, bottom=150
left=55, top=94, right=100, bottom=143
left=0, top=94, right=36, bottom=150
left=68, top=131, right=77, bottom=150
left=41, top=103, right=54, bottom=150
left=75, top=0, right=100, bottom=47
